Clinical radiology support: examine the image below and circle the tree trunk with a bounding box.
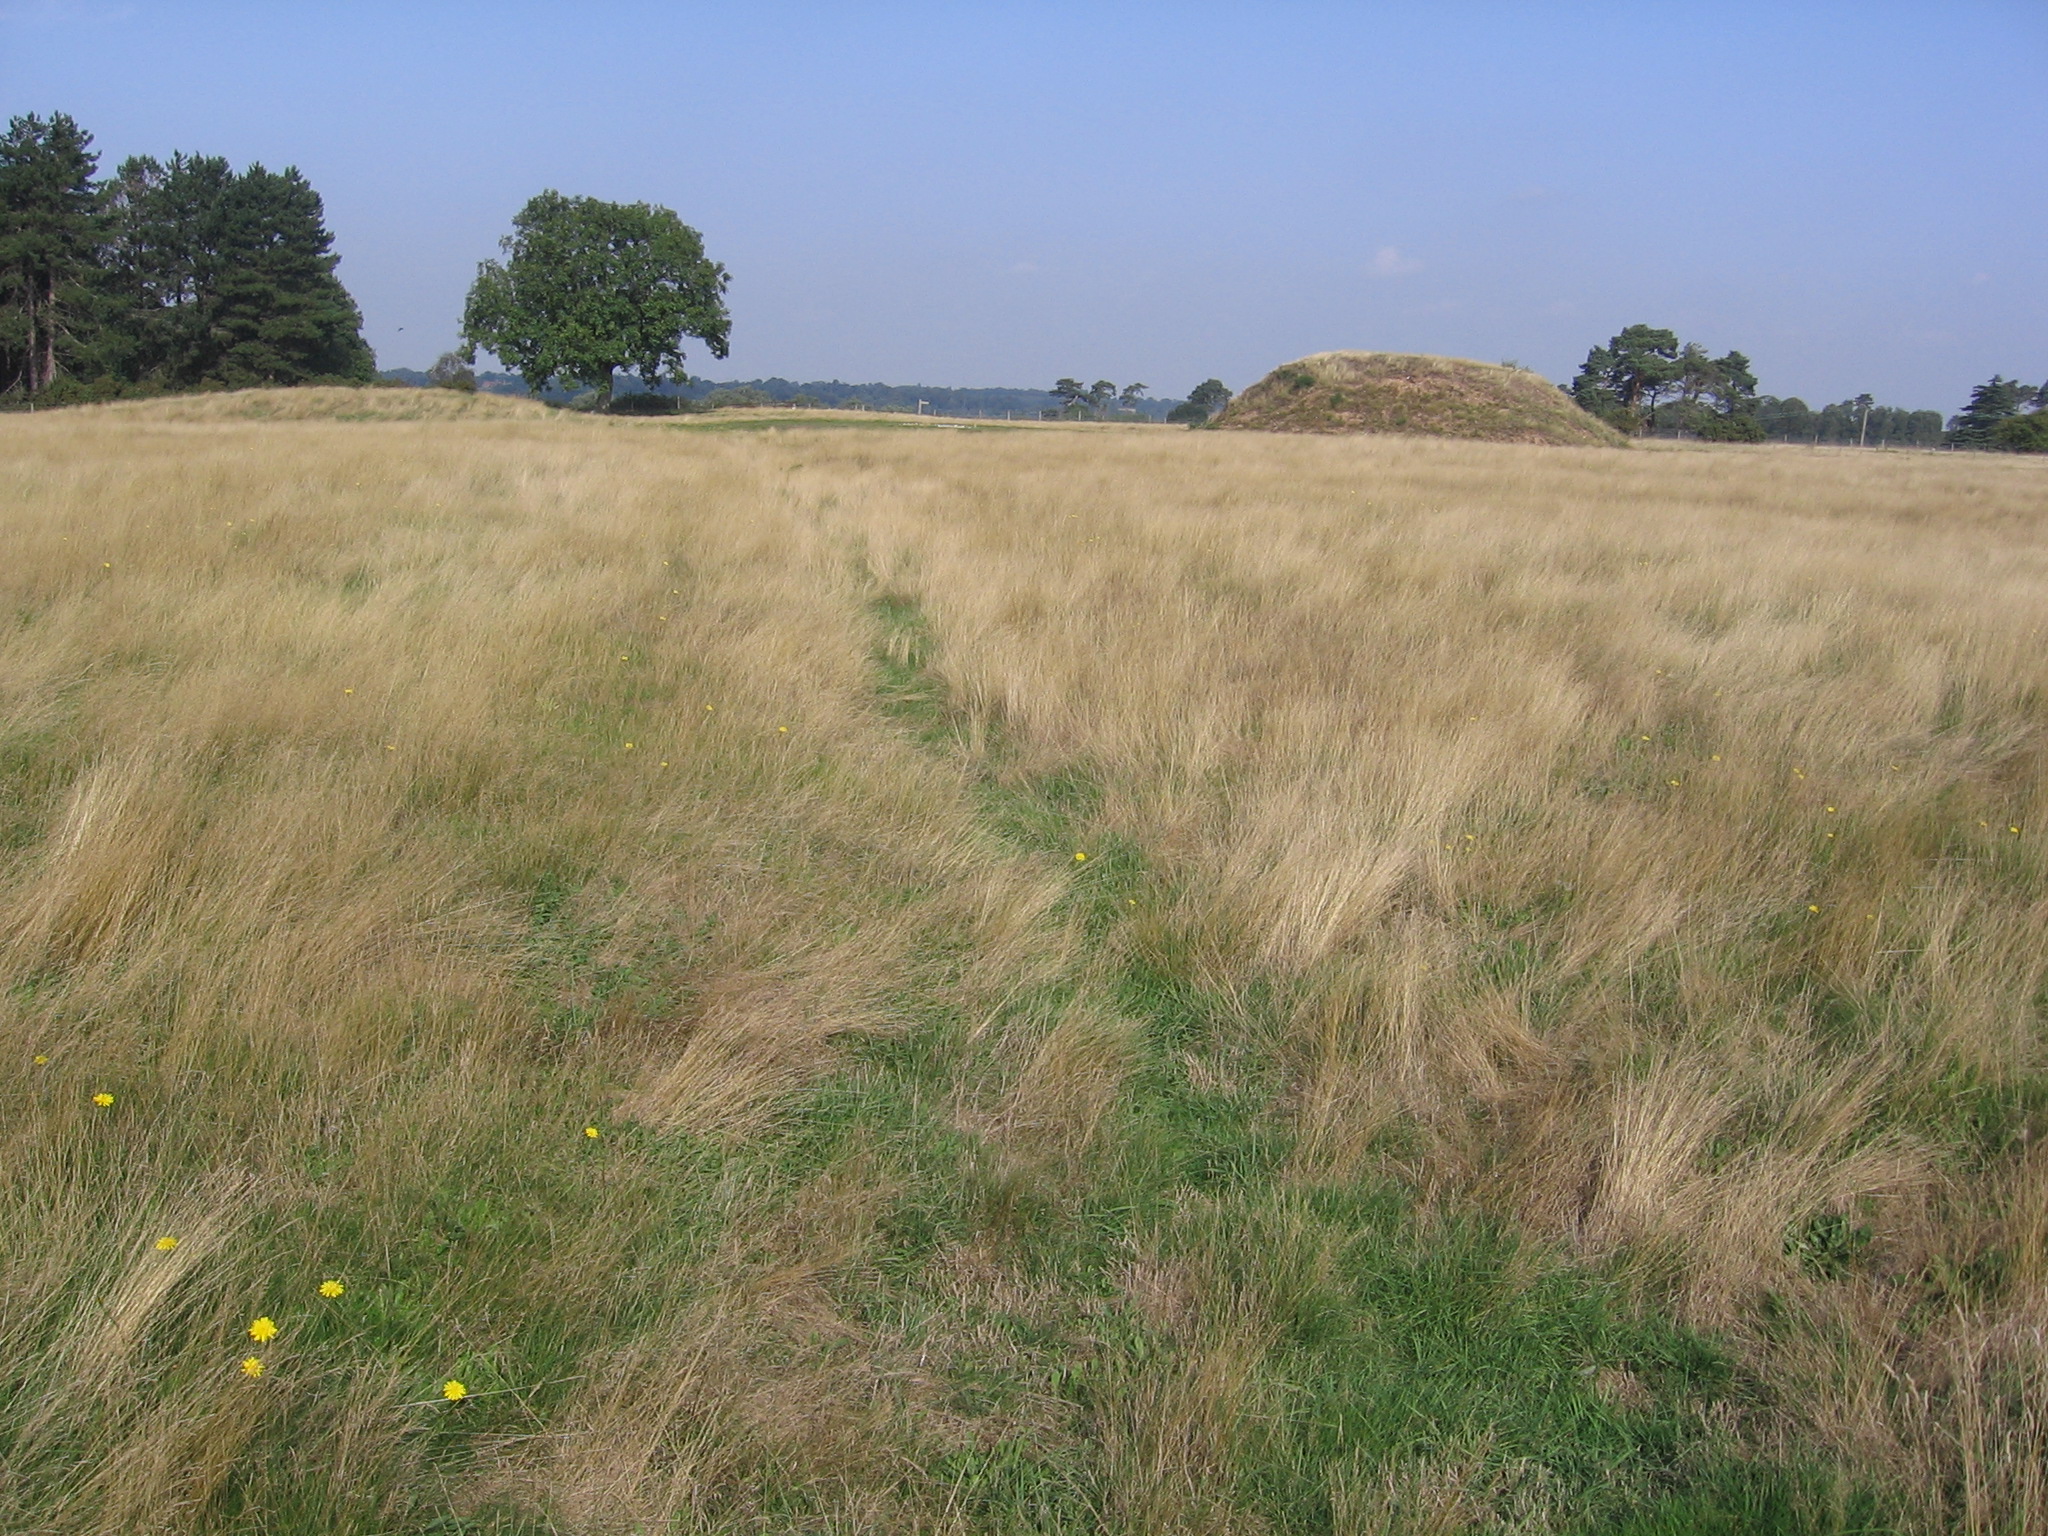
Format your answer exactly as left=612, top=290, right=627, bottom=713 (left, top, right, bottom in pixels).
left=39, top=272, right=58, bottom=392
left=23, top=286, right=42, bottom=392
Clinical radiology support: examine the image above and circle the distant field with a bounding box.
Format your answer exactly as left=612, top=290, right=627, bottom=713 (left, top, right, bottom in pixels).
left=3, top=392, right=2044, bottom=1534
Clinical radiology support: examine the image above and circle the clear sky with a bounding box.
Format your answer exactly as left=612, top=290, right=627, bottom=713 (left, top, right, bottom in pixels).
left=5, top=1, right=2042, bottom=408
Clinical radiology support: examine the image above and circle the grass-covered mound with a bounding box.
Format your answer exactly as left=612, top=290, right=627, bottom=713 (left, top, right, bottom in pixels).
left=94, top=383, right=555, bottom=424
left=1214, top=350, right=1628, bottom=446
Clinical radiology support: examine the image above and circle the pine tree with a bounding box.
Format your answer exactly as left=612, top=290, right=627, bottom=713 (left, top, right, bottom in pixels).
left=1946, top=376, right=2023, bottom=447
left=1569, top=326, right=1681, bottom=433
left=209, top=165, right=373, bottom=385
left=104, top=153, right=235, bottom=386
left=0, top=112, right=104, bottom=394
left=105, top=155, right=371, bottom=387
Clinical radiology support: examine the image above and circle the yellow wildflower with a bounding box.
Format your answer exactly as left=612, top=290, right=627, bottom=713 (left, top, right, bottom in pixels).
left=1073, top=851, right=1087, bottom=862
left=319, top=1280, right=345, bottom=1298
left=584, top=1125, right=601, bottom=1139
left=1808, top=905, right=1821, bottom=913
left=155, top=1236, right=179, bottom=1252
left=241, top=1356, right=263, bottom=1378
left=442, top=1379, right=467, bottom=1401
left=33, top=1055, right=47, bottom=1065
left=249, top=1317, right=278, bottom=1342
left=92, top=1092, right=114, bottom=1108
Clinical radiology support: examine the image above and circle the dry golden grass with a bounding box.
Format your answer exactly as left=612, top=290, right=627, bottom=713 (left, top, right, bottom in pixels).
left=2, top=391, right=2044, bottom=1532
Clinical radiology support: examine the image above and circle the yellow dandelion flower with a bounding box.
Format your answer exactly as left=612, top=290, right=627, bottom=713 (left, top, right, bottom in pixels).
left=241, top=1356, right=263, bottom=1378
left=249, top=1316, right=278, bottom=1342
left=442, top=1379, right=467, bottom=1401
left=33, top=1055, right=47, bottom=1065
left=92, top=1092, right=114, bottom=1108
left=1073, top=851, right=1088, bottom=862
left=623, top=742, right=634, bottom=750
left=155, top=1236, right=179, bottom=1252
left=584, top=1125, right=601, bottom=1139
left=319, top=1280, right=345, bottom=1298
left=777, top=725, right=788, bottom=733
left=344, top=688, right=353, bottom=695
left=1667, top=779, right=1681, bottom=787
left=1825, top=806, right=1836, bottom=814
left=1807, top=904, right=1821, bottom=913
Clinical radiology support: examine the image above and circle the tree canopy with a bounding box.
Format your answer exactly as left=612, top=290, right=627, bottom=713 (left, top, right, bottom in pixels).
left=0, top=112, right=103, bottom=394
left=0, top=110, right=372, bottom=400
left=107, top=153, right=372, bottom=387
left=1946, top=375, right=2034, bottom=448
left=461, top=192, right=730, bottom=403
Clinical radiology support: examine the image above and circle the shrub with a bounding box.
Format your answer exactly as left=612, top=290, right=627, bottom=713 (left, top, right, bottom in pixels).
left=1991, top=412, right=2048, bottom=453
left=606, top=392, right=685, bottom=415
left=1698, top=413, right=1767, bottom=443
left=703, top=386, right=775, bottom=409
left=1166, top=401, right=1209, bottom=426
left=427, top=352, right=477, bottom=392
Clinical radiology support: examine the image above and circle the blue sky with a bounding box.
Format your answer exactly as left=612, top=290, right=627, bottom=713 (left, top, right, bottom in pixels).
left=4, top=1, right=2042, bottom=407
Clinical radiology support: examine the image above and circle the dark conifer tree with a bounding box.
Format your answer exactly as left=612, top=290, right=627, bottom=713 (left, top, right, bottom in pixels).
left=1947, top=376, right=2024, bottom=447
left=0, top=112, right=104, bottom=394
left=106, top=155, right=371, bottom=386
left=210, top=164, right=372, bottom=384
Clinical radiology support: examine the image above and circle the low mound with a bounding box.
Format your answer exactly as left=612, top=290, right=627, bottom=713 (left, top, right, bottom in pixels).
left=1213, top=350, right=1627, bottom=446
left=91, top=384, right=553, bottom=424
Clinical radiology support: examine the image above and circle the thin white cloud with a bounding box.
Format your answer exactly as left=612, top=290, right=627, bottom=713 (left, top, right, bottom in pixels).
left=1368, top=246, right=1423, bottom=278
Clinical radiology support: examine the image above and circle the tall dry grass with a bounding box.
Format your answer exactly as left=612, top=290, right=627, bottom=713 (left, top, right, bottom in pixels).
left=2, top=388, right=2044, bottom=1531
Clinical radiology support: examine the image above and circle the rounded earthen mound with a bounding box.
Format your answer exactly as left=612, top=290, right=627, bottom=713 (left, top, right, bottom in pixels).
left=1212, top=351, right=1627, bottom=447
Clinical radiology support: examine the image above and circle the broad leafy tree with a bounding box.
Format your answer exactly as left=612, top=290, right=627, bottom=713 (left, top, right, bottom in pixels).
left=462, top=192, right=730, bottom=403
left=0, top=112, right=104, bottom=394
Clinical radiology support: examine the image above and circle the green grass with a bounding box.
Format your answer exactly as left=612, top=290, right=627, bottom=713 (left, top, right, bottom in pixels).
left=839, top=589, right=1890, bottom=1533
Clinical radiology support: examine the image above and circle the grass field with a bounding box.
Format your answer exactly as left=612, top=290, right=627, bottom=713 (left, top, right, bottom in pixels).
left=3, top=388, right=2045, bottom=1534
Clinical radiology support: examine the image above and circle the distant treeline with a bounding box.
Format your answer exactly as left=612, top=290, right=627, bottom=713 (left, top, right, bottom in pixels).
left=1568, top=323, right=2040, bottom=450
left=1753, top=396, right=1946, bottom=447
left=380, top=368, right=1192, bottom=420
left=1, top=112, right=371, bottom=402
